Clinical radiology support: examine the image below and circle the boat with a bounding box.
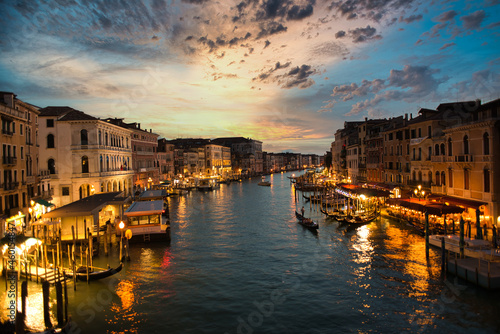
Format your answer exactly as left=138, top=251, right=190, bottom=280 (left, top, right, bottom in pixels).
left=122, top=199, right=171, bottom=242
left=258, top=176, right=271, bottom=186
left=345, top=212, right=379, bottom=226
left=197, top=178, right=219, bottom=191
left=65, top=262, right=123, bottom=281
left=295, top=211, right=319, bottom=230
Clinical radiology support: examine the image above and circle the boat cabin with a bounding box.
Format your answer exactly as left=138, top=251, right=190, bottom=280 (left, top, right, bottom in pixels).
left=123, top=200, right=170, bottom=242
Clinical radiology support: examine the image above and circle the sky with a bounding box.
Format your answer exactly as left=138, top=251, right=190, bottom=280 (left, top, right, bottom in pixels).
left=1, top=0, right=499, bottom=154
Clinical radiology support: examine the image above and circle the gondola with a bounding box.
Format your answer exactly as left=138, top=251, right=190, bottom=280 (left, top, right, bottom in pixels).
left=65, top=262, right=123, bottom=281
left=295, top=211, right=319, bottom=230
left=345, top=212, right=379, bottom=226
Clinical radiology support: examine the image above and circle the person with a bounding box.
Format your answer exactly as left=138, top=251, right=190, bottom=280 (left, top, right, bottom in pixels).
left=301, top=206, right=305, bottom=216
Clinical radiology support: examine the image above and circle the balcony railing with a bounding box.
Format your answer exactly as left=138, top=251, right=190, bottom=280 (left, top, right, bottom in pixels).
left=407, top=180, right=432, bottom=188
left=455, top=155, right=473, bottom=162
left=2, top=128, right=14, bottom=136
left=2, top=156, right=17, bottom=165
left=3, top=182, right=19, bottom=191
left=476, top=155, right=492, bottom=162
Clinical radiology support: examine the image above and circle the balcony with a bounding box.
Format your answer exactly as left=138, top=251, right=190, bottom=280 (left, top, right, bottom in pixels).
left=2, top=128, right=14, bottom=136
left=2, top=156, right=17, bottom=165
left=455, top=155, right=473, bottom=162
left=3, top=182, right=19, bottom=191
left=476, top=155, right=492, bottom=162
left=431, top=156, right=445, bottom=163
left=407, top=180, right=432, bottom=189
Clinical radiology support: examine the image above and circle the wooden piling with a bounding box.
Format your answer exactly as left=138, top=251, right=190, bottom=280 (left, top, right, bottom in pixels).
left=21, top=280, right=27, bottom=327
left=42, top=281, right=52, bottom=329
left=104, top=228, right=108, bottom=256
left=125, top=236, right=130, bottom=261
left=56, top=281, right=64, bottom=327
left=63, top=270, right=68, bottom=322
left=441, top=237, right=446, bottom=274
left=86, top=248, right=90, bottom=284
left=425, top=211, right=429, bottom=259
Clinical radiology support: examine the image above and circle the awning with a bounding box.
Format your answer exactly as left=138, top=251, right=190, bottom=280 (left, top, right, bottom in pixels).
left=35, top=199, right=54, bottom=207
left=428, top=194, right=486, bottom=210
left=124, top=200, right=164, bottom=217
left=387, top=198, right=464, bottom=215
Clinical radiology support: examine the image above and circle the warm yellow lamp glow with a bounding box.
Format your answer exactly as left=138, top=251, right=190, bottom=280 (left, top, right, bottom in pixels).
left=119, top=221, right=125, bottom=229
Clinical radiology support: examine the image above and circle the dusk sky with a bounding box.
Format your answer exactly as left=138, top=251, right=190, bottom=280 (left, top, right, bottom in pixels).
left=1, top=0, right=499, bottom=154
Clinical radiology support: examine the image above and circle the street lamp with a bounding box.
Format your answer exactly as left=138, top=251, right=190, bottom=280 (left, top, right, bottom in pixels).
left=119, top=221, right=125, bottom=260
left=414, top=185, right=425, bottom=201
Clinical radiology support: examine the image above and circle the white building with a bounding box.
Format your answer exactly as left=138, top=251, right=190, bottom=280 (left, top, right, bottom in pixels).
left=39, top=107, right=134, bottom=207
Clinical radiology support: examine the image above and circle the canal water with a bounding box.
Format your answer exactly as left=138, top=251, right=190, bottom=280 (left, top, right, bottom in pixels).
left=2, top=172, right=500, bottom=333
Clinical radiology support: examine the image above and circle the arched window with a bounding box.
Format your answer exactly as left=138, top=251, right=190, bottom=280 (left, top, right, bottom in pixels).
left=100, top=155, right=103, bottom=172
left=428, top=171, right=432, bottom=184
left=440, top=143, right=445, bottom=156
left=435, top=171, right=440, bottom=186
left=105, top=132, right=108, bottom=146
left=448, top=138, right=452, bottom=156
left=463, top=135, right=469, bottom=155
left=48, top=158, right=56, bottom=174
left=99, top=130, right=102, bottom=145
left=434, top=144, right=439, bottom=156
left=106, top=156, right=110, bottom=171
left=448, top=169, right=453, bottom=188
left=483, top=133, right=490, bottom=155
left=441, top=171, right=446, bottom=186
left=81, top=129, right=88, bottom=145
left=484, top=169, right=490, bottom=192
left=47, top=134, right=55, bottom=148
left=82, top=156, right=89, bottom=173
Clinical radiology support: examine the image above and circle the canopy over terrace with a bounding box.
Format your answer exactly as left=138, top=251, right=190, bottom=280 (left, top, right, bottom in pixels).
left=386, top=198, right=465, bottom=216
left=336, top=184, right=392, bottom=198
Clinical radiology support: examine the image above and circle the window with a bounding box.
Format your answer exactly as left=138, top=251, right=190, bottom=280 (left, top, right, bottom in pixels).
left=62, top=187, right=70, bottom=196
left=441, top=171, right=446, bottom=186
left=448, top=169, right=453, bottom=188
left=82, top=156, right=89, bottom=173
left=81, top=129, right=88, bottom=145
left=463, top=135, right=469, bottom=155
left=435, top=171, right=440, bottom=186
left=418, top=128, right=421, bottom=137
left=46, top=119, right=54, bottom=127
left=47, top=134, right=55, bottom=148
left=435, top=144, right=439, bottom=156
left=418, top=147, right=422, bottom=160
left=12, top=122, right=15, bottom=133
left=484, top=169, right=490, bottom=192
left=428, top=126, right=432, bottom=137
left=99, top=130, right=102, bottom=145
left=428, top=147, right=431, bottom=160
left=483, top=133, right=490, bottom=155
left=440, top=143, right=445, bottom=156
left=448, top=138, right=452, bottom=156
left=464, top=169, right=469, bottom=190
left=20, top=124, right=23, bottom=135
left=20, top=147, right=23, bottom=159
left=48, top=159, right=56, bottom=174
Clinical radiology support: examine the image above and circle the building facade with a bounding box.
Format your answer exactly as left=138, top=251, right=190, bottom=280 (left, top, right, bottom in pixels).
left=38, top=107, right=134, bottom=207
left=0, top=92, right=40, bottom=234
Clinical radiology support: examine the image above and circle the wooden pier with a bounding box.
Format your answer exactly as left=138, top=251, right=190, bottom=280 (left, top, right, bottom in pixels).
left=447, top=257, right=500, bottom=289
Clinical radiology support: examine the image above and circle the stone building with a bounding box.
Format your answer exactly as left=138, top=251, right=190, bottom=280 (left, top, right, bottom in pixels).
left=38, top=107, right=134, bottom=207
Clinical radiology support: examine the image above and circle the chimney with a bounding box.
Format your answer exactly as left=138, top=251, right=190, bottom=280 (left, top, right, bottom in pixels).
left=410, top=113, right=413, bottom=120
left=405, top=113, right=408, bottom=120
left=365, top=117, right=367, bottom=122
left=2, top=93, right=14, bottom=108
left=137, top=123, right=141, bottom=129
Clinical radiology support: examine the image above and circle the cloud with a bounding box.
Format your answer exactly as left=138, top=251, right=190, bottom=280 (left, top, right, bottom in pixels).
left=461, top=10, right=486, bottom=30
left=399, top=14, right=423, bottom=24
left=335, top=30, right=346, bottom=38
left=448, top=69, right=500, bottom=101
left=439, top=42, right=455, bottom=50
left=324, top=65, right=447, bottom=115
left=349, top=25, right=382, bottom=43
left=256, top=21, right=288, bottom=39
left=435, top=10, right=458, bottom=23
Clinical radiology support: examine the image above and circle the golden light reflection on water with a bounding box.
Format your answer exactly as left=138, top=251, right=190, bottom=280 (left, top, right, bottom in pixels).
left=115, top=280, right=136, bottom=311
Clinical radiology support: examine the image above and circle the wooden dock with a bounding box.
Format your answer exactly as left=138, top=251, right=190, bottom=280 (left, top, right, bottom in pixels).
left=447, top=257, right=500, bottom=289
